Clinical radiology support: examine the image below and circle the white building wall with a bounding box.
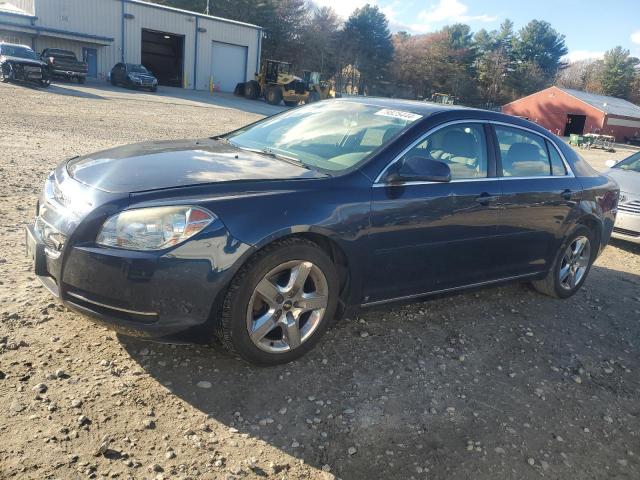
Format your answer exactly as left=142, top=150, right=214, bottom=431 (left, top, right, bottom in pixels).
left=0, top=0, right=261, bottom=90
left=195, top=17, right=260, bottom=91
left=32, top=0, right=121, bottom=76
left=123, top=1, right=196, bottom=88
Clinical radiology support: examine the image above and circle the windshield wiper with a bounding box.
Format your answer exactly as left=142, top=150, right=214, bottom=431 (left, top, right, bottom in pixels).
left=236, top=146, right=309, bottom=169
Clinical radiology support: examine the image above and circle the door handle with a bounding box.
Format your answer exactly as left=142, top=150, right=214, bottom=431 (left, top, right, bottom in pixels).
left=561, top=189, right=573, bottom=200
left=475, top=193, right=499, bottom=205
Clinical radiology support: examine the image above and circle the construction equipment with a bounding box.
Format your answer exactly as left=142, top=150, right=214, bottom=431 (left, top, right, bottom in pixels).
left=303, top=70, right=334, bottom=103
left=236, top=59, right=308, bottom=106
left=428, top=93, right=456, bottom=105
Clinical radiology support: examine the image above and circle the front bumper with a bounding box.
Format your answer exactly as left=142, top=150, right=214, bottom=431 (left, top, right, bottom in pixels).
left=52, top=69, right=86, bottom=78
left=26, top=209, right=251, bottom=343
left=612, top=210, right=640, bottom=244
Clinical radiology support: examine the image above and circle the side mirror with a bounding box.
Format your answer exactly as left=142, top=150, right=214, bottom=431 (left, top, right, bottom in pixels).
left=386, top=156, right=451, bottom=183
left=605, top=159, right=616, bottom=168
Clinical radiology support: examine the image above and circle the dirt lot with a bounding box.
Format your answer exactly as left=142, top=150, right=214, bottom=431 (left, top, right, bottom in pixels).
left=1, top=82, right=640, bottom=480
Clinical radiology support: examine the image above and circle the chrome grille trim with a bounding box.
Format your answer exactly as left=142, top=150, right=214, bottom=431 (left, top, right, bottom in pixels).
left=35, top=216, right=66, bottom=257
left=66, top=292, right=158, bottom=317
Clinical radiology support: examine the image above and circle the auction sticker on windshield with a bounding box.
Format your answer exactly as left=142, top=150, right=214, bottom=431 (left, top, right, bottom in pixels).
left=374, top=109, right=423, bottom=122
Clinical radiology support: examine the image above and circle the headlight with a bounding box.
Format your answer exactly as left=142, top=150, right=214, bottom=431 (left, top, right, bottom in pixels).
left=128, top=74, right=140, bottom=81
left=96, top=206, right=215, bottom=251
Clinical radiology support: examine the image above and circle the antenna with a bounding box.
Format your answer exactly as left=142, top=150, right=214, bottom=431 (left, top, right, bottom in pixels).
left=205, top=0, right=210, bottom=15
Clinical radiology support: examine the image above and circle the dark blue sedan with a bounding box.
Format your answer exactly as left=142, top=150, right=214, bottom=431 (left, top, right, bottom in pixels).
left=26, top=98, right=619, bottom=365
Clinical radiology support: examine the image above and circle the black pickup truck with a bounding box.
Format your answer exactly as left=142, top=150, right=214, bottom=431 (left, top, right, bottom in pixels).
left=40, top=48, right=88, bottom=83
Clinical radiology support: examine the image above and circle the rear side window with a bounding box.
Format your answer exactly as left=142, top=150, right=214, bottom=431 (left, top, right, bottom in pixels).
left=495, top=126, right=551, bottom=177
left=547, top=141, right=567, bottom=176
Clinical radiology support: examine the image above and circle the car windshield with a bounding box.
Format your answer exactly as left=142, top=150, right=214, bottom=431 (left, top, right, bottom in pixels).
left=128, top=64, right=149, bottom=73
left=50, top=50, right=76, bottom=58
left=226, top=101, right=423, bottom=172
left=1, top=45, right=37, bottom=60
left=614, top=152, right=640, bottom=172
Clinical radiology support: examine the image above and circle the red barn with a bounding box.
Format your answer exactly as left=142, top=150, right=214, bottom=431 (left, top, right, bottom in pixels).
left=502, top=86, right=640, bottom=142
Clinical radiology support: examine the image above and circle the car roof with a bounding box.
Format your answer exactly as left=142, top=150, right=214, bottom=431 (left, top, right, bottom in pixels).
left=0, top=42, right=33, bottom=49
left=332, top=97, right=559, bottom=137
left=332, top=96, right=466, bottom=115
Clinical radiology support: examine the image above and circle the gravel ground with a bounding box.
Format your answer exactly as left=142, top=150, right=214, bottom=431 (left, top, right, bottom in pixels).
left=1, top=82, right=640, bottom=480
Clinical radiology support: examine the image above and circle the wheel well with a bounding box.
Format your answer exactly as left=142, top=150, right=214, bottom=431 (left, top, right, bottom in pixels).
left=576, top=216, right=602, bottom=250
left=289, top=233, right=351, bottom=304
left=206, top=232, right=352, bottom=334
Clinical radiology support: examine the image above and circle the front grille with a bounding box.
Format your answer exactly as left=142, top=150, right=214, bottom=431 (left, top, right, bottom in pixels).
left=613, top=227, right=640, bottom=237
left=618, top=200, right=640, bottom=214
left=35, top=216, right=66, bottom=253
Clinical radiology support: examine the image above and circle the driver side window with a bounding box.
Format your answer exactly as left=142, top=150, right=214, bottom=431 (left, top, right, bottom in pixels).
left=403, top=123, right=488, bottom=180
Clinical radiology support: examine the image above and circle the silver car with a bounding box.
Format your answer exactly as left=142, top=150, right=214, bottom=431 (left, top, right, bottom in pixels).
left=607, top=151, right=640, bottom=244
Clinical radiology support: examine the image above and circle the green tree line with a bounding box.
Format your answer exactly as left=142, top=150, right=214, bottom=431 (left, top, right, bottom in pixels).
left=152, top=0, right=640, bottom=106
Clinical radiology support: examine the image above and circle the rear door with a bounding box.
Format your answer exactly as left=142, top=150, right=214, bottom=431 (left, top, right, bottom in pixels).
left=366, top=121, right=504, bottom=303
left=491, top=124, right=582, bottom=277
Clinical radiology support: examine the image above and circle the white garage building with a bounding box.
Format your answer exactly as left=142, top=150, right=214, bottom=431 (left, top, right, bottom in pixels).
left=0, top=0, right=262, bottom=91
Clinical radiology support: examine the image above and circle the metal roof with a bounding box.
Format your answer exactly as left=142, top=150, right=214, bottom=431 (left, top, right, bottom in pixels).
left=124, top=0, right=261, bottom=30
left=559, top=88, right=640, bottom=118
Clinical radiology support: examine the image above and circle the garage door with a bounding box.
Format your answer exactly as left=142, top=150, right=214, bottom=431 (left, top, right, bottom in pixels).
left=211, top=41, right=248, bottom=92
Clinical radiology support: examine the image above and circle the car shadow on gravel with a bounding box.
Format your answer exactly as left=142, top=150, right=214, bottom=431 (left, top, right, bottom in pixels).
left=609, top=238, right=640, bottom=255
left=47, top=84, right=107, bottom=100
left=118, top=264, right=640, bottom=479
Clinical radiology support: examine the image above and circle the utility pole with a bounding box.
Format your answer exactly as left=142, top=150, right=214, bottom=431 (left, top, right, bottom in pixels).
left=205, top=0, right=210, bottom=15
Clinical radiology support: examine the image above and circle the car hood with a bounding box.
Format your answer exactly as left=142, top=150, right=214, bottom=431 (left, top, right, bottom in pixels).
left=606, top=168, right=639, bottom=195
left=66, top=139, right=326, bottom=193
left=0, top=55, right=43, bottom=66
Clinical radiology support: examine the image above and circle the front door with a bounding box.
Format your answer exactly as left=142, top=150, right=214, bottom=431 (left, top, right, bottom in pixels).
left=366, top=122, right=504, bottom=303
left=83, top=48, right=97, bottom=78
left=492, top=124, right=582, bottom=277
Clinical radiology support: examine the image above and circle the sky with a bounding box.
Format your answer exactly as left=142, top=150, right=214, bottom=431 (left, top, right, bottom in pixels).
left=315, top=0, right=640, bottom=62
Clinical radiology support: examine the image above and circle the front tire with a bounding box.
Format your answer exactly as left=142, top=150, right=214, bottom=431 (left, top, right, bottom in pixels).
left=219, top=238, right=339, bottom=366
left=532, top=226, right=596, bottom=299
left=265, top=85, right=283, bottom=105
left=1, top=64, right=12, bottom=83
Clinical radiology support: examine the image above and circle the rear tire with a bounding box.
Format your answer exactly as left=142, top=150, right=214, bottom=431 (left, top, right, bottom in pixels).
left=244, top=80, right=259, bottom=100
left=265, top=85, right=283, bottom=105
left=219, top=238, right=339, bottom=366
left=532, top=225, right=596, bottom=299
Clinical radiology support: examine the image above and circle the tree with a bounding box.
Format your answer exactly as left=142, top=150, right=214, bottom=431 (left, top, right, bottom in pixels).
left=556, top=59, right=599, bottom=90
left=474, top=19, right=515, bottom=106
left=299, top=6, right=342, bottom=78
left=598, top=47, right=639, bottom=98
left=514, top=20, right=568, bottom=79
left=342, top=4, right=393, bottom=94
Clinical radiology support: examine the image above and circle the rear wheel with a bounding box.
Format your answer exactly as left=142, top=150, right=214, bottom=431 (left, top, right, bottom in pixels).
left=532, top=225, right=596, bottom=298
left=265, top=85, right=283, bottom=105
left=219, top=238, right=339, bottom=366
left=244, top=80, right=259, bottom=100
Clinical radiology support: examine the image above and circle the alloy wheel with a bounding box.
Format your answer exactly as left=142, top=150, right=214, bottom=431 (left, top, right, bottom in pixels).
left=246, top=260, right=329, bottom=353
left=558, top=236, right=591, bottom=290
